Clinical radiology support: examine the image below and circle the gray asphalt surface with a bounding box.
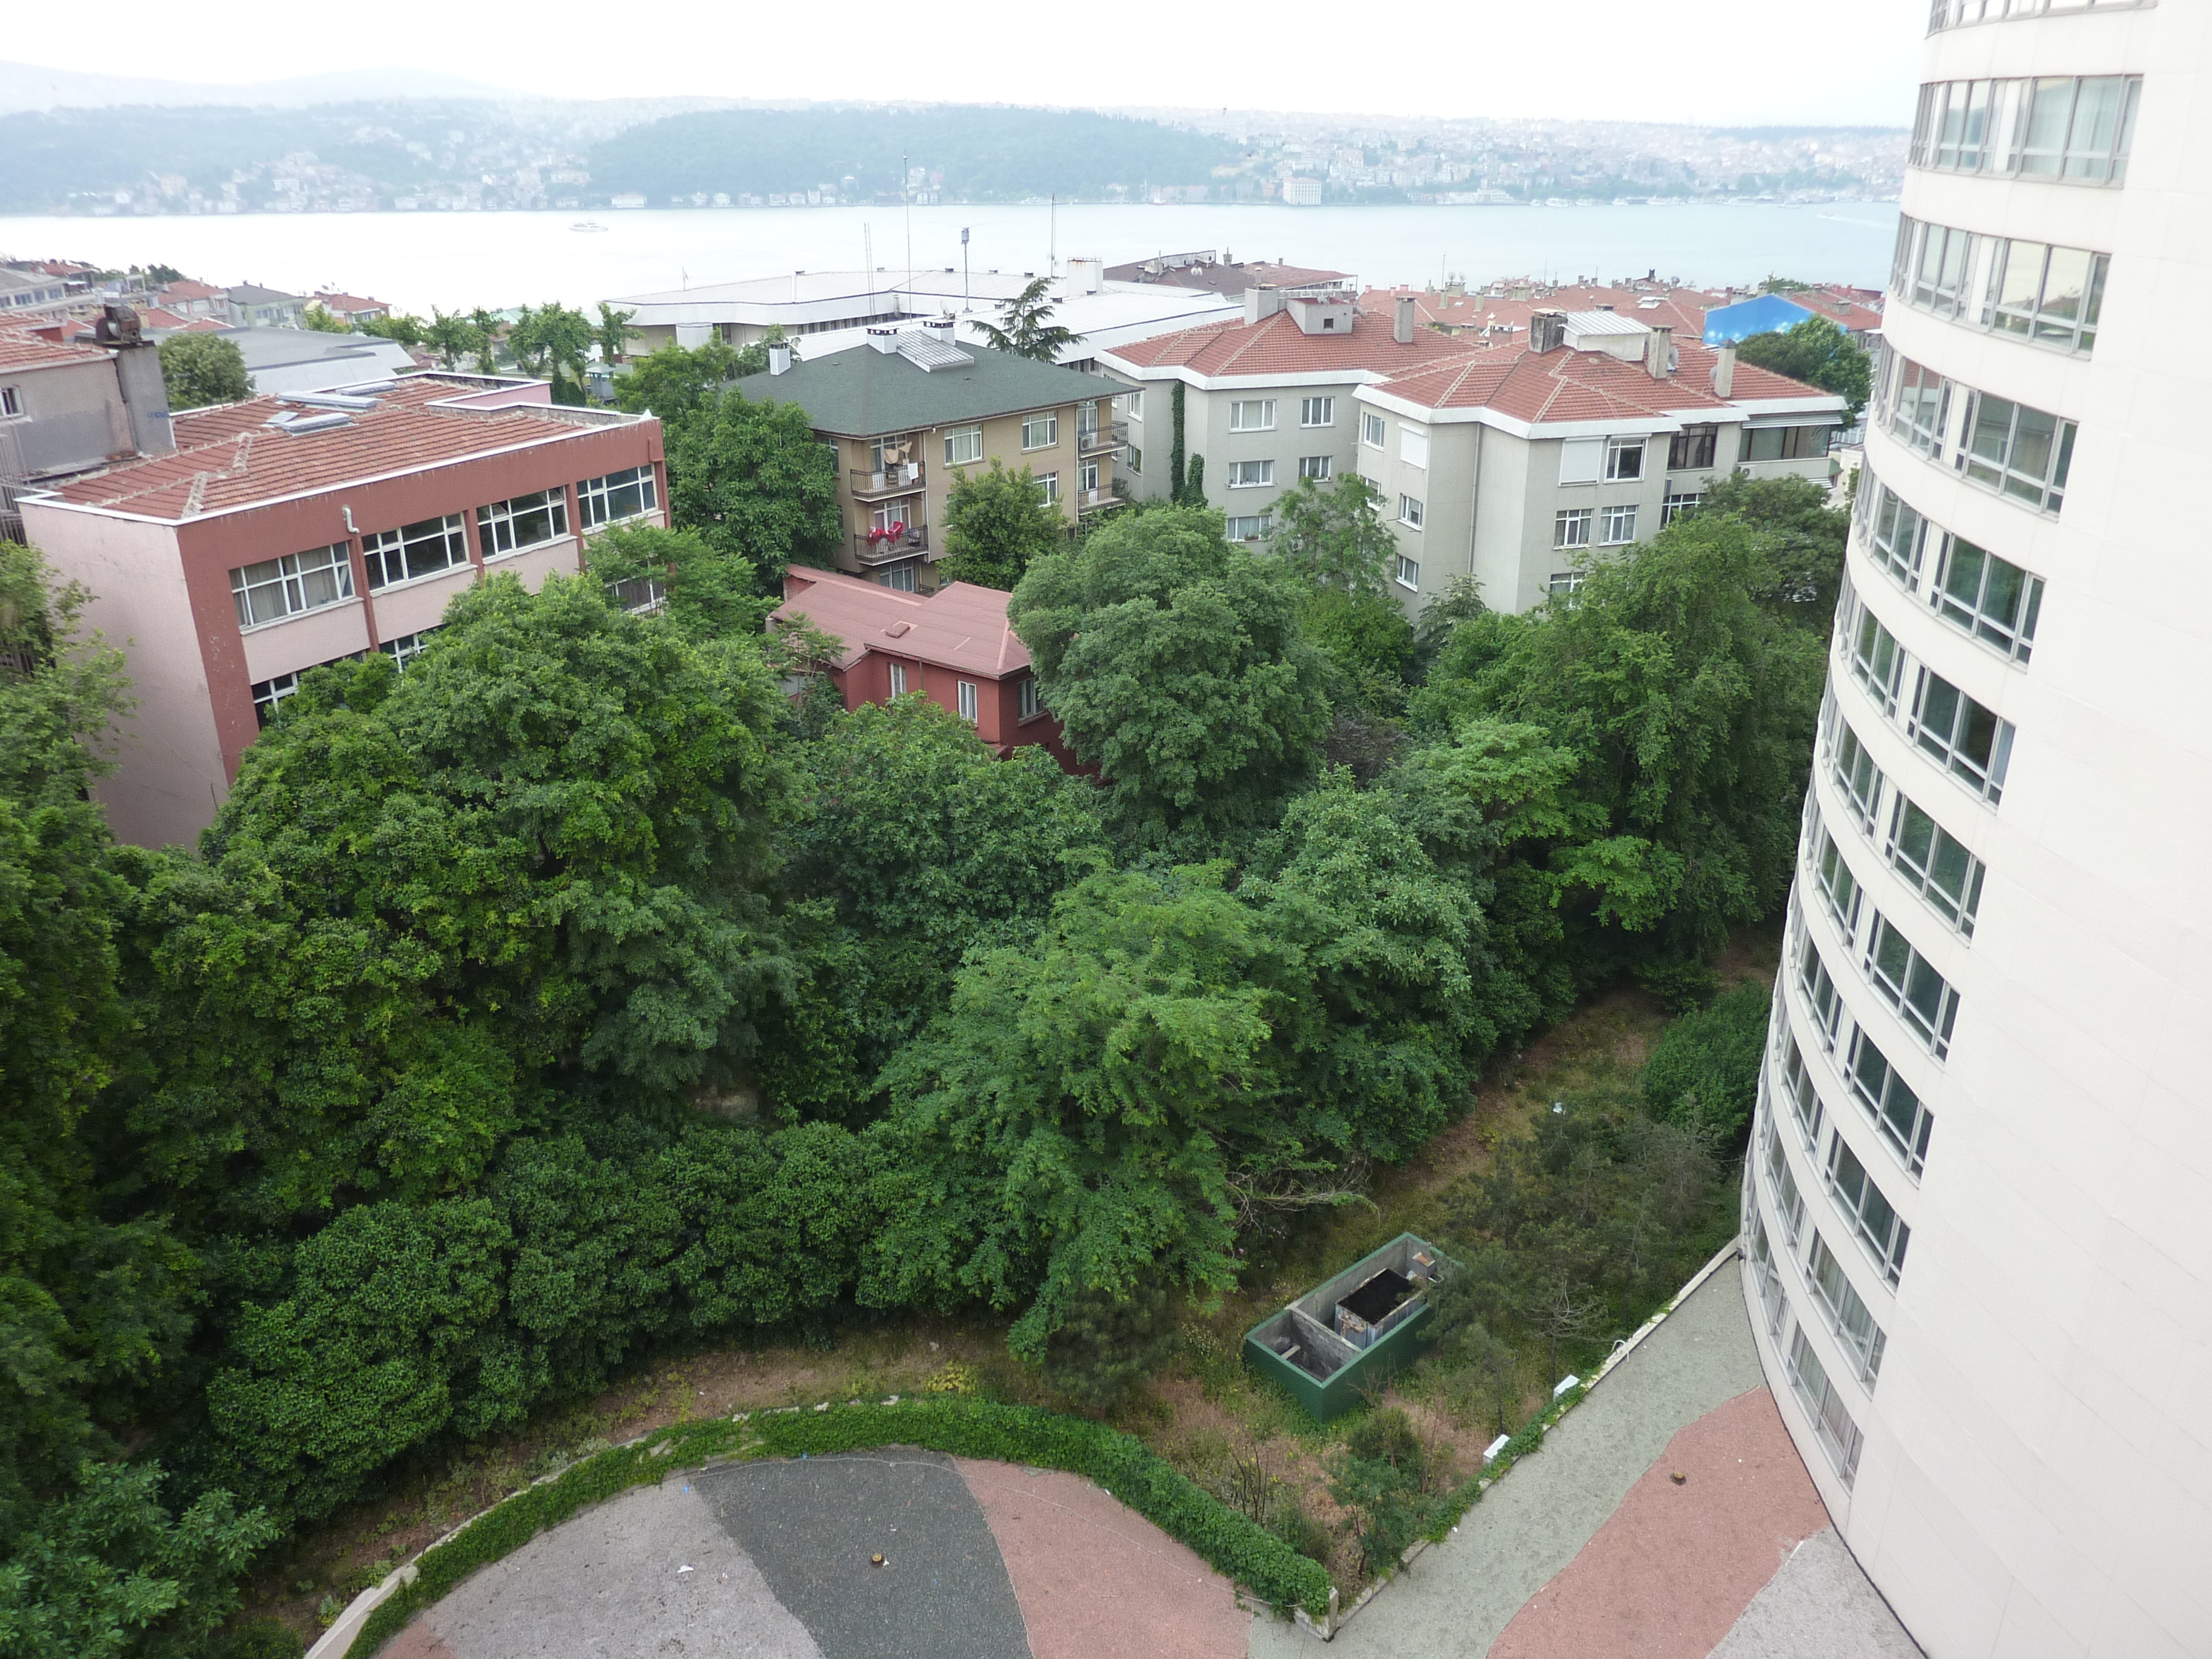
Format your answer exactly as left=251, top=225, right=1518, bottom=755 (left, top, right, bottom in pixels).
left=1252, top=1261, right=1766, bottom=1659
left=696, top=1449, right=1031, bottom=1659
left=1707, top=1528, right=1926, bottom=1659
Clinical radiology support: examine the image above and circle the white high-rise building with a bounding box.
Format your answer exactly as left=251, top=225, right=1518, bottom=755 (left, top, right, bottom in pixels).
left=1743, top=5, right=2211, bottom=1655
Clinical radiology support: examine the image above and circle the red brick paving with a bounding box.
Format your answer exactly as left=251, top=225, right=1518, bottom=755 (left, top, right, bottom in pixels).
left=1489, top=1387, right=1831, bottom=1659
left=953, top=1458, right=1253, bottom=1659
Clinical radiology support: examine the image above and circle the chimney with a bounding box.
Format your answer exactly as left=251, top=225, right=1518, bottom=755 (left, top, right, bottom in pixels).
left=1393, top=294, right=1416, bottom=345
left=768, top=341, right=792, bottom=375
left=1067, top=257, right=1103, bottom=294
left=1643, top=324, right=1674, bottom=381
left=924, top=314, right=956, bottom=344
left=96, top=304, right=175, bottom=457
left=1712, top=342, right=1737, bottom=399
left=866, top=326, right=900, bottom=354
left=1530, top=309, right=1567, bottom=354
left=1243, top=284, right=1283, bottom=325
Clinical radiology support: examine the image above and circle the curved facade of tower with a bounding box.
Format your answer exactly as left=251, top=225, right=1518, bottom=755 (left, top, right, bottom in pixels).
left=1740, top=5, right=2211, bottom=1654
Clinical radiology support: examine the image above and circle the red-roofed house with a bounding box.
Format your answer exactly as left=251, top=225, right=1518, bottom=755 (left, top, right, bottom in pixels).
left=19, top=372, right=666, bottom=845
left=1102, top=298, right=1844, bottom=616
left=771, top=566, right=1076, bottom=769
left=312, top=292, right=394, bottom=326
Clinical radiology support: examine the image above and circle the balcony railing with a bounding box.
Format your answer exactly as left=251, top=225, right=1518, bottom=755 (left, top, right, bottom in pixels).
left=1076, top=488, right=1120, bottom=513
left=854, top=523, right=928, bottom=565
left=850, top=461, right=926, bottom=498
left=1077, top=421, right=1128, bottom=455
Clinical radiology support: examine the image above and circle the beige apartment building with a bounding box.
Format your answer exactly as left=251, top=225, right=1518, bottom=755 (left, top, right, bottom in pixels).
left=1101, top=293, right=1843, bottom=614
left=735, top=325, right=1121, bottom=591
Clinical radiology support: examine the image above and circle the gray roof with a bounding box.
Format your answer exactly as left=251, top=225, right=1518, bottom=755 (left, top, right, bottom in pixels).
left=732, top=341, right=1103, bottom=438
left=227, top=284, right=303, bottom=305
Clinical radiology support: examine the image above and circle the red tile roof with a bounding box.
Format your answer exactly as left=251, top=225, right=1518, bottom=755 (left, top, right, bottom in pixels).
left=0, top=328, right=112, bottom=370
left=156, top=280, right=224, bottom=303
left=1101, top=303, right=1491, bottom=379
left=312, top=292, right=390, bottom=313
left=773, top=566, right=1033, bottom=679
left=35, top=375, right=649, bottom=521
left=1372, top=340, right=1837, bottom=423
left=138, top=307, right=193, bottom=330
left=1362, top=283, right=1720, bottom=343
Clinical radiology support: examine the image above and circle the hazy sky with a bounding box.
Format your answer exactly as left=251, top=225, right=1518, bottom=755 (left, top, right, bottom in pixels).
left=7, top=0, right=1929, bottom=128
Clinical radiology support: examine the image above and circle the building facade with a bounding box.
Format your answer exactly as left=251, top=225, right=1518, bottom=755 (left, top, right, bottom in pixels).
left=736, top=329, right=1120, bottom=593
left=1102, top=297, right=1841, bottom=615
left=19, top=374, right=665, bottom=847
left=1743, top=5, right=2211, bottom=1655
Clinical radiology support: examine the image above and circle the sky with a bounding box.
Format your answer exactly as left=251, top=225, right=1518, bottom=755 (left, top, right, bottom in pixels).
left=4, top=0, right=1929, bottom=129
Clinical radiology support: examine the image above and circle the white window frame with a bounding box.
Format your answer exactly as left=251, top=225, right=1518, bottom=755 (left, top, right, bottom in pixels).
left=1081, top=459, right=1099, bottom=494
left=1599, top=503, right=1637, bottom=545
left=888, top=660, right=911, bottom=696
left=1555, top=507, right=1593, bottom=548
left=1908, top=667, right=2015, bottom=803
left=1298, top=455, right=1332, bottom=480
left=1037, top=471, right=1061, bottom=506
left=1863, top=911, right=1960, bottom=1058
left=1827, top=1133, right=1912, bottom=1287
left=1228, top=459, right=1275, bottom=489
left=1228, top=399, right=1277, bottom=434
left=1660, top=491, right=1703, bottom=526
left=1849, top=600, right=1906, bottom=716
left=1225, top=514, right=1272, bottom=542
left=1930, top=534, right=2042, bottom=662
left=957, top=679, right=978, bottom=722
left=1846, top=1025, right=1938, bottom=1175
left=1397, top=494, right=1424, bottom=530
left=1806, top=1230, right=1888, bottom=1388
left=1017, top=676, right=1042, bottom=720
left=1885, top=794, right=1985, bottom=937
left=1787, top=1322, right=1866, bottom=1487
left=1548, top=570, right=1584, bottom=597
left=945, top=424, right=984, bottom=466
left=0, top=386, right=19, bottom=416
left=230, top=541, right=356, bottom=629
left=1603, top=436, right=1646, bottom=481
left=1361, top=411, right=1386, bottom=449
left=1021, top=415, right=1059, bottom=452
left=576, top=466, right=657, bottom=532
left=1300, top=396, right=1335, bottom=428
left=1127, top=445, right=1142, bottom=475
left=1393, top=554, right=1419, bottom=591
left=476, top=486, right=569, bottom=559
left=378, top=628, right=440, bottom=672
left=362, top=514, right=470, bottom=591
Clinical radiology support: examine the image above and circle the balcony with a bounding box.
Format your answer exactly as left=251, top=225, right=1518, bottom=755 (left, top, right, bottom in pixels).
left=854, top=523, right=928, bottom=566
left=850, top=461, right=925, bottom=499
left=1076, top=488, right=1121, bottom=514
left=1077, top=420, right=1128, bottom=455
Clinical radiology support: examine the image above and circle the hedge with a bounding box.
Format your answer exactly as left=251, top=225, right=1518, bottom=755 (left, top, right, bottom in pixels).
left=345, top=1396, right=1332, bottom=1655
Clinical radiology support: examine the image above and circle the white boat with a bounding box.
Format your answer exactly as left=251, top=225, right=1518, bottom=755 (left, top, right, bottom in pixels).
left=571, top=221, right=609, bottom=233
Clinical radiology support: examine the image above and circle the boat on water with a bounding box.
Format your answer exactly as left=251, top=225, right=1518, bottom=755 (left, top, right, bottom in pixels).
left=571, top=221, right=609, bottom=233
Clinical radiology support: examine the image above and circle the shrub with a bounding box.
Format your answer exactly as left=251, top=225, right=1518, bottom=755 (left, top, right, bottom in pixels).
left=1641, top=979, right=1772, bottom=1146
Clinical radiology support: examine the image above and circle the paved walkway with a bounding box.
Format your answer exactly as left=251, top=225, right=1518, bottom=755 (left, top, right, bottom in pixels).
left=1249, top=1262, right=1923, bottom=1659
left=378, top=1449, right=1251, bottom=1659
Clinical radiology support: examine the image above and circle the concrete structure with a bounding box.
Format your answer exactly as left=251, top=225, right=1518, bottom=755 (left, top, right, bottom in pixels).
left=1103, top=251, right=1355, bottom=298
left=606, top=267, right=1237, bottom=369
left=734, top=330, right=1120, bottom=591
left=310, top=292, right=392, bottom=326
left=1244, top=1234, right=1447, bottom=1420
left=19, top=373, right=664, bottom=846
left=770, top=566, right=1074, bottom=768
left=1743, top=7, right=2212, bottom=1656
left=1, top=266, right=72, bottom=312
left=1101, top=298, right=1842, bottom=615
left=224, top=283, right=306, bottom=329
left=1, top=310, right=175, bottom=538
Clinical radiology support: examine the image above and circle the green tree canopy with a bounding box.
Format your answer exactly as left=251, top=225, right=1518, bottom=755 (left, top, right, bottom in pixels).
left=612, top=338, right=738, bottom=420
left=1692, top=472, right=1849, bottom=636
left=300, top=303, right=350, bottom=334
left=1268, top=474, right=1396, bottom=598
left=1008, top=507, right=1331, bottom=840
left=360, top=312, right=427, bottom=349
left=422, top=309, right=484, bottom=372
left=664, top=389, right=841, bottom=583
left=1734, top=315, right=1871, bottom=420
left=506, top=303, right=595, bottom=403
left=155, top=335, right=248, bottom=411
left=582, top=523, right=769, bottom=639
left=973, top=277, right=1082, bottom=363
left=594, top=302, right=637, bottom=366
left=936, top=458, right=1065, bottom=590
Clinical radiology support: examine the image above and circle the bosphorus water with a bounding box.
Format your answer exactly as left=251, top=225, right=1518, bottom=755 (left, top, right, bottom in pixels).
left=0, top=200, right=1900, bottom=315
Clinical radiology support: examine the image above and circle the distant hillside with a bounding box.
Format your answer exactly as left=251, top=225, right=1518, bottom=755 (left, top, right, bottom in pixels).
left=0, top=59, right=517, bottom=115
left=587, top=105, right=1240, bottom=202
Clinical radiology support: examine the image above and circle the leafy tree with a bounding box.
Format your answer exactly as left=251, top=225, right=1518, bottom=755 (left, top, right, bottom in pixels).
left=877, top=865, right=1304, bottom=1357
left=936, top=458, right=1065, bottom=590
left=1039, top=1282, right=1181, bottom=1411
left=300, top=304, right=349, bottom=334
left=1735, top=315, right=1871, bottom=420
left=1008, top=507, right=1331, bottom=840
left=423, top=309, right=483, bottom=372
left=1412, top=511, right=1825, bottom=994
left=1269, top=474, right=1396, bottom=597
left=594, top=302, right=637, bottom=366
left=1411, top=574, right=1485, bottom=671
left=155, top=335, right=247, bottom=411
left=973, top=276, right=1081, bottom=363
left=1640, top=977, right=1771, bottom=1145
left=663, top=389, right=842, bottom=581
left=582, top=523, right=768, bottom=638
left=1329, top=1408, right=1436, bottom=1573
left=465, top=307, right=503, bottom=375
left=613, top=338, right=739, bottom=419
left=507, top=303, right=595, bottom=403
left=1694, top=472, right=1849, bottom=635
left=0, top=1460, right=276, bottom=1659
left=0, top=548, right=196, bottom=1532
left=359, top=312, right=426, bottom=349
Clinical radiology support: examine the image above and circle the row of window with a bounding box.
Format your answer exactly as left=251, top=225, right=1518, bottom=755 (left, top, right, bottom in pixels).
left=1792, top=906, right=1944, bottom=1179
left=884, top=660, right=1045, bottom=726
left=1858, top=470, right=2045, bottom=663
left=1842, top=586, right=2019, bottom=805
left=247, top=626, right=444, bottom=723
left=1910, top=74, right=2141, bottom=184
left=1805, top=813, right=1964, bottom=1062
left=230, top=468, right=655, bottom=630
left=1555, top=504, right=1640, bottom=548
left=1878, top=344, right=2076, bottom=516
left=1223, top=397, right=1344, bottom=434
left=1823, top=692, right=1992, bottom=940
left=1929, top=0, right=2150, bottom=33
left=1892, top=216, right=2109, bottom=356
left=1751, top=1168, right=1886, bottom=1441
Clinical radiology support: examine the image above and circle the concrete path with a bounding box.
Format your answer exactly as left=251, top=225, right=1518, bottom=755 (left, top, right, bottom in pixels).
left=1249, top=1262, right=1923, bottom=1658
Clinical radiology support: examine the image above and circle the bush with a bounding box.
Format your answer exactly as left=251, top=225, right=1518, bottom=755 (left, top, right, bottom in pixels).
left=1641, top=979, right=1772, bottom=1146
left=1041, top=1282, right=1182, bottom=1410
left=1329, top=1408, right=1435, bottom=1575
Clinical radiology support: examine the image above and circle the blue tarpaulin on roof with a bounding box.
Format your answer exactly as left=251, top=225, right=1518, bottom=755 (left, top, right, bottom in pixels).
left=1703, top=292, right=1818, bottom=346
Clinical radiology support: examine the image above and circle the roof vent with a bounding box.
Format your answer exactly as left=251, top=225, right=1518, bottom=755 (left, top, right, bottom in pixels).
left=265, top=410, right=352, bottom=435
left=281, top=390, right=378, bottom=412
left=883, top=619, right=913, bottom=637
left=866, top=326, right=900, bottom=354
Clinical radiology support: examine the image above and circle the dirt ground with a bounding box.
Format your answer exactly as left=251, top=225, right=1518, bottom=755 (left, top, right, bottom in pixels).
left=250, top=933, right=1781, bottom=1645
